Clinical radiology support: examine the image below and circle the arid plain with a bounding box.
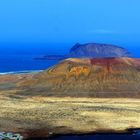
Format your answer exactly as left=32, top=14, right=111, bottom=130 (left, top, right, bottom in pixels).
left=1, top=95, right=140, bottom=138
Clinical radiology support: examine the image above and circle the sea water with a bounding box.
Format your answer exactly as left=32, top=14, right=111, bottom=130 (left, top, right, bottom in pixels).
left=0, top=54, right=58, bottom=74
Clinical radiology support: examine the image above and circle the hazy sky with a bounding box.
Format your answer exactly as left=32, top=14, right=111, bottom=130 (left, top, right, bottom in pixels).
left=0, top=0, right=140, bottom=56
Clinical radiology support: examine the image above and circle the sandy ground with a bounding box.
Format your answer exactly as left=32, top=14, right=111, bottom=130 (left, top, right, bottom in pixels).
left=0, top=94, right=140, bottom=138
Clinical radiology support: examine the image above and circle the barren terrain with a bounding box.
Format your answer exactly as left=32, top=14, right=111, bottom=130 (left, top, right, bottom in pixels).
left=0, top=94, right=140, bottom=138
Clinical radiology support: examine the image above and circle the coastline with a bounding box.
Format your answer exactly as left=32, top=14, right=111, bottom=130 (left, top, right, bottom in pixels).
left=0, top=70, right=43, bottom=75
left=2, top=127, right=140, bottom=140
left=40, top=128, right=140, bottom=139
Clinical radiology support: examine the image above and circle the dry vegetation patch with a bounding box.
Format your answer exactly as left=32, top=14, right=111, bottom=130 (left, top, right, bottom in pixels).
left=0, top=96, right=140, bottom=136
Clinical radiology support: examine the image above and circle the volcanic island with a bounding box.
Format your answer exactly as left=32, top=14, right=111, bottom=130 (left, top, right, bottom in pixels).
left=0, top=43, right=140, bottom=139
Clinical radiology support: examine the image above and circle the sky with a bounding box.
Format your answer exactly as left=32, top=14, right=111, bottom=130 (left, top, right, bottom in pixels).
left=0, top=0, right=140, bottom=56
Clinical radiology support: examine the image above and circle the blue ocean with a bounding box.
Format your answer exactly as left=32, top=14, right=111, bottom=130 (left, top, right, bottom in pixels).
left=0, top=54, right=58, bottom=74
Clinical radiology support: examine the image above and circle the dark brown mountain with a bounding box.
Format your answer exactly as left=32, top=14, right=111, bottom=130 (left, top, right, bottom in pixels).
left=68, top=43, right=131, bottom=58
left=36, top=42, right=131, bottom=60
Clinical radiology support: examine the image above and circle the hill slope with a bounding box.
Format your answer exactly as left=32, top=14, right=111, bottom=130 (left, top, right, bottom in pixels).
left=18, top=57, right=140, bottom=98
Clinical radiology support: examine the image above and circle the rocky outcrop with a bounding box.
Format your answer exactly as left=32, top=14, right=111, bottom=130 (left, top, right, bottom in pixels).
left=67, top=43, right=131, bottom=58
